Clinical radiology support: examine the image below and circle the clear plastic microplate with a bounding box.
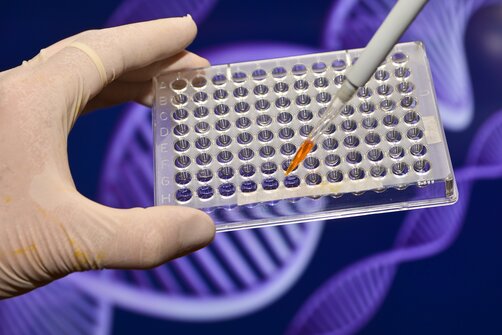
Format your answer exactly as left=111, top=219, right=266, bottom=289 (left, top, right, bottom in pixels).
left=153, top=41, right=458, bottom=232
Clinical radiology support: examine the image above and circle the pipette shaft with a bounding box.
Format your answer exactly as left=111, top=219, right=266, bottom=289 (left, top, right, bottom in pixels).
left=285, top=0, right=429, bottom=176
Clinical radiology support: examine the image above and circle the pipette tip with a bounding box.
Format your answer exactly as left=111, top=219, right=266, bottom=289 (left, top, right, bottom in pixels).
left=285, top=139, right=314, bottom=176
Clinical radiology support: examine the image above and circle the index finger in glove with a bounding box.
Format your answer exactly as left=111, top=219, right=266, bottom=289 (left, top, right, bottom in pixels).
left=39, top=16, right=198, bottom=104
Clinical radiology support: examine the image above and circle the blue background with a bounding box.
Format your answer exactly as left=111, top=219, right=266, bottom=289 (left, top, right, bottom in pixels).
left=2, top=1, right=502, bottom=334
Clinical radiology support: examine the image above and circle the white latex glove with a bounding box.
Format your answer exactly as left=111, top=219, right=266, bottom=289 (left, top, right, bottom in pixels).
left=0, top=16, right=215, bottom=299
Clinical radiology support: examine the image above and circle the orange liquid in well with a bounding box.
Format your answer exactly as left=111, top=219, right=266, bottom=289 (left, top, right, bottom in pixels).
left=285, top=139, right=314, bottom=175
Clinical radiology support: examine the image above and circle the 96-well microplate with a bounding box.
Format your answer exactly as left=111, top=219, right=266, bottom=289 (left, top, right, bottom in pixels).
left=153, top=41, right=457, bottom=231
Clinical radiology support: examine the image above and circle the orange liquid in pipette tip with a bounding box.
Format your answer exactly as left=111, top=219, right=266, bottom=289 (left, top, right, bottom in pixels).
left=285, top=139, right=314, bottom=175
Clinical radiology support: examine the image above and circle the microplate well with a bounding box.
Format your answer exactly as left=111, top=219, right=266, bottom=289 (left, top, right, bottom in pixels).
left=153, top=41, right=457, bottom=232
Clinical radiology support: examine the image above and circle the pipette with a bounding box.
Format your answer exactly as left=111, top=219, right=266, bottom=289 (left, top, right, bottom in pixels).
left=285, top=0, right=429, bottom=175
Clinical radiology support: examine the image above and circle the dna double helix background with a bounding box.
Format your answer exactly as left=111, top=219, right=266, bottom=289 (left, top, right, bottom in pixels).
left=1, top=0, right=502, bottom=334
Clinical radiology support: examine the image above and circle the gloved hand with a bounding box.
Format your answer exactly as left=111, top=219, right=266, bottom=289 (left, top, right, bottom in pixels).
left=0, top=16, right=214, bottom=299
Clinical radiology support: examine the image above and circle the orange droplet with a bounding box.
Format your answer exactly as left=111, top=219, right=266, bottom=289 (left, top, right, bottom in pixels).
left=285, top=139, right=314, bottom=175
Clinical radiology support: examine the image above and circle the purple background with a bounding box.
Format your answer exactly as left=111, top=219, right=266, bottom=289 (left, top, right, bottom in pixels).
left=2, top=0, right=502, bottom=334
